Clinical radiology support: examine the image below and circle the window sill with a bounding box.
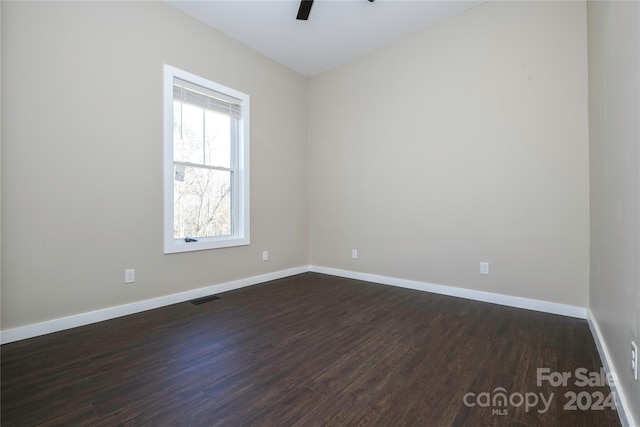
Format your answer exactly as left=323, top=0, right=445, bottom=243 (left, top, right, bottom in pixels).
left=164, top=236, right=250, bottom=254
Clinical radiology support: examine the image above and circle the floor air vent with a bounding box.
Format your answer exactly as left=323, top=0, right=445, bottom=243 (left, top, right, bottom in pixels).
left=190, top=295, right=221, bottom=305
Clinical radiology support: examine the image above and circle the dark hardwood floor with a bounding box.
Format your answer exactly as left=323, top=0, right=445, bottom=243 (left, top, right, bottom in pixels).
left=1, top=273, right=622, bottom=426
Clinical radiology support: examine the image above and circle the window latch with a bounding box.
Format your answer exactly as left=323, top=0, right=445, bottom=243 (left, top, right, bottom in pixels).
left=185, top=237, right=198, bottom=243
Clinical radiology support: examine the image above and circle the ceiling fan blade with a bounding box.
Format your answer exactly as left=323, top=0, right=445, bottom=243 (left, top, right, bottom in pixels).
left=296, top=0, right=314, bottom=20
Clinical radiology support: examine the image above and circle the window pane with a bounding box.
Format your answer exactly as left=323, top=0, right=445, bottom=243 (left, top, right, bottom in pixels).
left=174, top=103, right=204, bottom=164
left=174, top=166, right=231, bottom=238
left=205, top=110, right=231, bottom=168
left=173, top=101, right=182, bottom=146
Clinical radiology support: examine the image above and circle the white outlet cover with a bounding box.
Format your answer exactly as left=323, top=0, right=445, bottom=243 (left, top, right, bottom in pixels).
left=480, top=262, right=490, bottom=275
left=125, top=269, right=135, bottom=283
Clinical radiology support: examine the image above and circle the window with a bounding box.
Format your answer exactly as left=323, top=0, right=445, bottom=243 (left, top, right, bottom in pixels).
left=163, top=65, right=250, bottom=253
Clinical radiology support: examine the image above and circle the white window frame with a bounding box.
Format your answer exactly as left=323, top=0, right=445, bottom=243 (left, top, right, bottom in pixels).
left=163, top=64, right=250, bottom=254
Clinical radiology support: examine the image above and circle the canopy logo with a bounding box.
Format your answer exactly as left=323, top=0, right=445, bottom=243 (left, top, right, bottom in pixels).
left=462, top=388, right=553, bottom=415
left=462, top=367, right=617, bottom=416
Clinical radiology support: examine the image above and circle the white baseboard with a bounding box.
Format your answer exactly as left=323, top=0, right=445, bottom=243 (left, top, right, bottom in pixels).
left=0, top=265, right=588, bottom=345
left=587, top=310, right=638, bottom=427
left=310, top=265, right=587, bottom=319
left=0, top=266, right=309, bottom=345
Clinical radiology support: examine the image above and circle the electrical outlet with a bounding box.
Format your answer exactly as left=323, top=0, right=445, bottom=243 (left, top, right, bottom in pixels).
left=632, top=341, right=638, bottom=380
left=352, top=249, right=358, bottom=259
left=125, top=269, right=135, bottom=284
left=480, top=262, right=490, bottom=275
left=262, top=251, right=269, bottom=261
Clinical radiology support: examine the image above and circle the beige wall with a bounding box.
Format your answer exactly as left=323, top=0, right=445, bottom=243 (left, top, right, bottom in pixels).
left=588, top=0, right=640, bottom=423
left=308, top=1, right=590, bottom=306
left=1, top=1, right=309, bottom=329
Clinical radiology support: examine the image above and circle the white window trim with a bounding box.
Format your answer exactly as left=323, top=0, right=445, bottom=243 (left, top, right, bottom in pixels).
left=163, top=65, right=250, bottom=254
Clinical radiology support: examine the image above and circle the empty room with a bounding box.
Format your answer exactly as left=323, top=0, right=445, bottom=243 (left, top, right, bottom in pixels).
left=1, top=0, right=638, bottom=425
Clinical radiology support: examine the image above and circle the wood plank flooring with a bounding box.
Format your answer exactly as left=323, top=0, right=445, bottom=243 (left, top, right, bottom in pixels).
left=1, top=272, right=622, bottom=426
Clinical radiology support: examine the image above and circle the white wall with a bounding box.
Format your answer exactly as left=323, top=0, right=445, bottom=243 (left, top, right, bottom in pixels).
left=308, top=1, right=590, bottom=306
left=1, top=1, right=308, bottom=329
left=588, top=0, right=640, bottom=424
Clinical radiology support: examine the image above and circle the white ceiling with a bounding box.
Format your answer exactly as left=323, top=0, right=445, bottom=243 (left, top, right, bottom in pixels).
left=166, top=0, right=485, bottom=76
